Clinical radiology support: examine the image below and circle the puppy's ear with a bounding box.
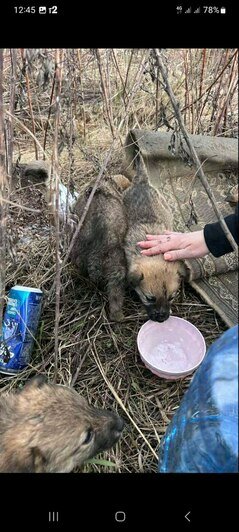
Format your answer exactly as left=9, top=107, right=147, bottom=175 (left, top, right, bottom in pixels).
left=112, top=174, right=131, bottom=191
left=128, top=268, right=144, bottom=287
left=23, top=375, right=48, bottom=391
left=177, top=261, right=189, bottom=280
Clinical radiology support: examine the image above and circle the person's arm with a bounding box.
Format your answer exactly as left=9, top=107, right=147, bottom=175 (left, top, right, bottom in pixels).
left=204, top=205, right=238, bottom=257
left=138, top=205, right=238, bottom=260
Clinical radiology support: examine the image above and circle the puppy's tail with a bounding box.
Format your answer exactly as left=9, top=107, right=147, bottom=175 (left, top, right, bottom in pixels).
left=132, top=152, right=149, bottom=185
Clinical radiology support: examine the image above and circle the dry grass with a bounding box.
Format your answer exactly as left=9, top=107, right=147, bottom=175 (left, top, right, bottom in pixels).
left=2, top=160, right=227, bottom=474
left=0, top=48, right=234, bottom=473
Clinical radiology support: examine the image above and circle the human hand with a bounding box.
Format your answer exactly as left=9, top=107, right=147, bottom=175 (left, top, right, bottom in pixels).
left=137, top=230, right=209, bottom=261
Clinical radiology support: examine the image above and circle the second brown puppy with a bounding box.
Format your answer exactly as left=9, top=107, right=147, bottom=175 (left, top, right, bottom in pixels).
left=123, top=157, right=185, bottom=322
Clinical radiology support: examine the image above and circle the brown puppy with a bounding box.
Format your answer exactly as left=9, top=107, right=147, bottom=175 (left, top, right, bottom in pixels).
left=70, top=175, right=131, bottom=322
left=19, top=162, right=131, bottom=321
left=123, top=156, right=185, bottom=322
left=0, top=376, right=124, bottom=473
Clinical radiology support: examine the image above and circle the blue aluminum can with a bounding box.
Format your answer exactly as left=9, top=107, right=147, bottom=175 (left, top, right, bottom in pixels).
left=0, top=285, right=43, bottom=375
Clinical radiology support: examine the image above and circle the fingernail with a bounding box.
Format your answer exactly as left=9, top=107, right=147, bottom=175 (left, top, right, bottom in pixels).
left=164, top=253, right=172, bottom=260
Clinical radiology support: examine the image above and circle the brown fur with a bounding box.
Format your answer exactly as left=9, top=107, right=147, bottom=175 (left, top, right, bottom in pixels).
left=123, top=156, right=186, bottom=322
left=70, top=175, right=131, bottom=321
left=111, top=174, right=132, bottom=191
left=0, top=376, right=124, bottom=473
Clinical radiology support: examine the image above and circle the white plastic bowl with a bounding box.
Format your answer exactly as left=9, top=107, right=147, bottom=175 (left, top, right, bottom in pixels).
left=137, top=317, right=206, bottom=380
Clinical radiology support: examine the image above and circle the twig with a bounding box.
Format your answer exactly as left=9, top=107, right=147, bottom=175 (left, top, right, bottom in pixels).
left=6, top=48, right=16, bottom=188
left=0, top=49, right=7, bottom=335
left=70, top=349, right=89, bottom=387
left=77, top=49, right=86, bottom=141
left=153, top=48, right=238, bottom=253
left=1, top=197, right=42, bottom=212
left=111, top=49, right=128, bottom=108
left=189, top=49, right=194, bottom=134
left=52, top=49, right=62, bottom=382
left=124, top=49, right=135, bottom=102
left=20, top=49, right=38, bottom=160
left=43, top=66, right=56, bottom=154
left=183, top=49, right=189, bottom=127
left=155, top=65, right=160, bottom=131
left=199, top=49, right=207, bottom=101
left=95, top=49, right=115, bottom=139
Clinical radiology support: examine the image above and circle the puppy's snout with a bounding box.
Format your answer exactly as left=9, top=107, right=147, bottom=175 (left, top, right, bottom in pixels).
left=107, top=411, right=124, bottom=433
left=147, top=308, right=169, bottom=322
left=113, top=415, right=124, bottom=433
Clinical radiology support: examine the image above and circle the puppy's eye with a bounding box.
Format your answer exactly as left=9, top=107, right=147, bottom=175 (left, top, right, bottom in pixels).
left=82, top=428, right=94, bottom=445
left=145, top=295, right=156, bottom=303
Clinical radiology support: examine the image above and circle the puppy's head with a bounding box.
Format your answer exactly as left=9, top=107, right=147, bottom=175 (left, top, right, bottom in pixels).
left=1, top=376, right=124, bottom=473
left=128, top=256, right=186, bottom=322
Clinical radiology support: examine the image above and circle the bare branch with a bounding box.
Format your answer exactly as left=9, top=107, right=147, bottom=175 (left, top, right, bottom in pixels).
left=0, top=49, right=7, bottom=335
left=5, top=48, right=17, bottom=188
left=153, top=48, right=238, bottom=253
left=95, top=49, right=115, bottom=139
left=52, top=49, right=63, bottom=382
left=20, top=49, right=38, bottom=159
